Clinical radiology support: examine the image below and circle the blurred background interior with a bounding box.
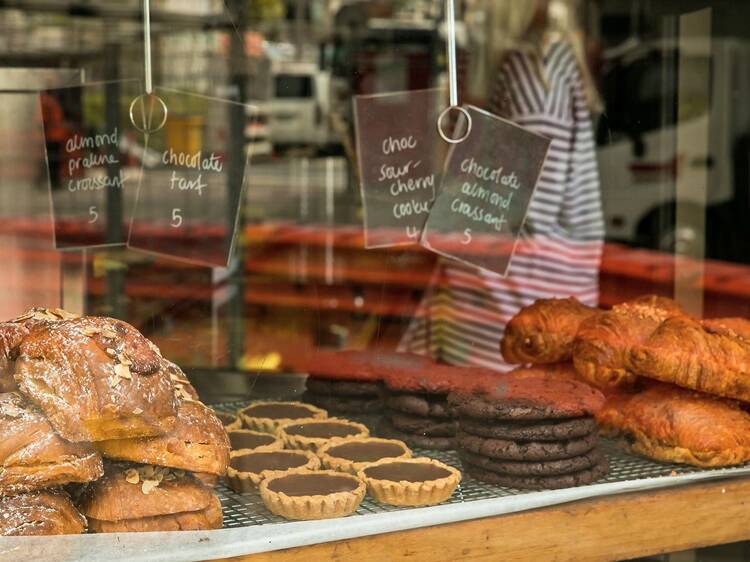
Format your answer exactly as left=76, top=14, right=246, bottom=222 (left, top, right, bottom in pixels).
left=1, top=1, right=750, bottom=559
left=1, top=0, right=749, bottom=393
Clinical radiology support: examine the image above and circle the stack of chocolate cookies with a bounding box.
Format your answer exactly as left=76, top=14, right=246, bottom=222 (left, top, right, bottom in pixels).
left=379, top=359, right=471, bottom=451
left=449, top=368, right=610, bottom=489
left=300, top=350, right=385, bottom=415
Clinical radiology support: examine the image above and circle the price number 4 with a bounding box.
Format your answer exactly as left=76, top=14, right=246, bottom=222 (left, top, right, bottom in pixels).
left=171, top=208, right=183, bottom=228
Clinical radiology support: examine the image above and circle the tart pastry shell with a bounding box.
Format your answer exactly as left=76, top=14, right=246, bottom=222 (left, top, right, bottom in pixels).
left=318, top=437, right=412, bottom=475
left=226, top=449, right=321, bottom=493
left=239, top=401, right=327, bottom=434
left=358, top=457, right=461, bottom=507
left=259, top=469, right=365, bottom=520
left=277, top=418, right=369, bottom=452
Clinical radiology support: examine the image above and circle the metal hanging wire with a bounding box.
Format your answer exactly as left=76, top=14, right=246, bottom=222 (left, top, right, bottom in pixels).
left=129, top=0, right=167, bottom=134
left=437, top=0, right=472, bottom=144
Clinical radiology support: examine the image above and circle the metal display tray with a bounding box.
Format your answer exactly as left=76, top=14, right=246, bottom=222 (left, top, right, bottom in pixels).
left=5, top=400, right=750, bottom=562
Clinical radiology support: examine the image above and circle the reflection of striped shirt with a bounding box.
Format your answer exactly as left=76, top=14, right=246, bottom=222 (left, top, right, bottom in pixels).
left=400, top=41, right=604, bottom=371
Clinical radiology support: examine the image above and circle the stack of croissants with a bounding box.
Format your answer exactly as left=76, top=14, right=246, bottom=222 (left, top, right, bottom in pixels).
left=0, top=308, right=230, bottom=536
left=501, top=294, right=750, bottom=468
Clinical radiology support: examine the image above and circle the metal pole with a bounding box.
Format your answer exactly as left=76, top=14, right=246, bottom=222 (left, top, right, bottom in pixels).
left=104, top=41, right=125, bottom=319
left=227, top=0, right=247, bottom=369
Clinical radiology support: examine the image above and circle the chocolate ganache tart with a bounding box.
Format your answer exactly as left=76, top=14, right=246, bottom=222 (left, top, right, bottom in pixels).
left=226, top=449, right=320, bottom=492
left=259, top=469, right=365, bottom=520
left=277, top=418, right=369, bottom=452
left=318, top=437, right=412, bottom=474
left=358, top=457, right=461, bottom=506
left=227, top=428, right=283, bottom=453
left=214, top=411, right=242, bottom=431
left=240, top=401, right=327, bottom=434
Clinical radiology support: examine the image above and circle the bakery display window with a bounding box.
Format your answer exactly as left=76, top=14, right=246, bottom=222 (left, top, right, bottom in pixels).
left=3, top=1, right=750, bottom=561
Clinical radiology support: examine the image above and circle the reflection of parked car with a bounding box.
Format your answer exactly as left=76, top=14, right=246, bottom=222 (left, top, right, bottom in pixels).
left=596, top=38, right=750, bottom=258
left=255, top=62, right=336, bottom=153
left=244, top=107, right=273, bottom=159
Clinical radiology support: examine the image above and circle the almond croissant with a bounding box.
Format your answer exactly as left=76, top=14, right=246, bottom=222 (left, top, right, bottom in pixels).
left=500, top=297, right=599, bottom=364
left=572, top=295, right=685, bottom=390
left=630, top=315, right=750, bottom=403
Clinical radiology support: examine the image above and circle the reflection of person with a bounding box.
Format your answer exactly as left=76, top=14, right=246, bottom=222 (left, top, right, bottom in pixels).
left=40, top=92, right=67, bottom=188
left=400, top=0, right=604, bottom=371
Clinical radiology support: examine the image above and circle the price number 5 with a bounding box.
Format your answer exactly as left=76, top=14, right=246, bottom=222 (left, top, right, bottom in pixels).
left=88, top=206, right=98, bottom=224
left=171, top=208, right=183, bottom=228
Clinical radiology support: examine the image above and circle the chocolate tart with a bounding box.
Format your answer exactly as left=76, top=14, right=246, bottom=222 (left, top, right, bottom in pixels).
left=358, top=457, right=461, bottom=506
left=318, top=437, right=412, bottom=474
left=193, top=472, right=220, bottom=487
left=228, top=429, right=283, bottom=453
left=214, top=411, right=242, bottom=431
left=277, top=418, right=369, bottom=452
left=259, top=469, right=365, bottom=520
left=226, top=449, right=320, bottom=492
left=239, top=401, right=327, bottom=434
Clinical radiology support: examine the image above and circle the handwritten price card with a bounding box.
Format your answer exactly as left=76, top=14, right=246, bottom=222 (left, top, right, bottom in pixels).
left=354, top=88, right=444, bottom=247
left=128, top=88, right=253, bottom=267
left=42, top=80, right=140, bottom=248
left=421, top=106, right=551, bottom=276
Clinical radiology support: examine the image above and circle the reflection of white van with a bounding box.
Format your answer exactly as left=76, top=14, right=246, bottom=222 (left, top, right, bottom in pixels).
left=257, top=62, right=335, bottom=152
left=597, top=38, right=750, bottom=255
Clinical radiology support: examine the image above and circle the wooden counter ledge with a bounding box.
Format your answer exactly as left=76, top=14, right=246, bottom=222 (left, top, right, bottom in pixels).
left=212, top=477, right=750, bottom=562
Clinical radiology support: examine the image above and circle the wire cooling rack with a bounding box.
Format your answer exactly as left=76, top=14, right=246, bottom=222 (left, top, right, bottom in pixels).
left=212, top=400, right=739, bottom=530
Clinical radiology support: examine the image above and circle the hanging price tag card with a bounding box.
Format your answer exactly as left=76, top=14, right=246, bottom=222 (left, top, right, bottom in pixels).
left=354, top=88, right=444, bottom=248
left=128, top=88, right=254, bottom=267
left=421, top=105, right=551, bottom=276
left=42, top=80, right=141, bottom=249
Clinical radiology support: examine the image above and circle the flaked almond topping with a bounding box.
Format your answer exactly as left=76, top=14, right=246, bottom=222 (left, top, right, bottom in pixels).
left=108, top=375, right=121, bottom=388
left=105, top=348, right=117, bottom=357
left=133, top=407, right=143, bottom=415
left=114, top=363, right=132, bottom=380
left=82, top=327, right=100, bottom=337
left=51, top=308, right=78, bottom=320
left=175, top=387, right=194, bottom=401
left=2, top=405, right=22, bottom=418
left=125, top=468, right=140, bottom=484
left=102, top=328, right=118, bottom=339
left=141, top=479, right=159, bottom=494
left=118, top=354, right=133, bottom=366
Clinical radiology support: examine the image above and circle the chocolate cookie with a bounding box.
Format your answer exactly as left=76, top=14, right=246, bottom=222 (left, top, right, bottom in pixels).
left=463, top=458, right=609, bottom=489
left=456, top=431, right=597, bottom=461
left=389, top=411, right=457, bottom=438
left=448, top=374, right=604, bottom=421
left=385, top=393, right=452, bottom=419
left=459, top=417, right=596, bottom=442
left=449, top=393, right=580, bottom=421
left=458, top=448, right=604, bottom=476
left=377, top=419, right=455, bottom=451
left=306, top=378, right=382, bottom=397
left=303, top=392, right=382, bottom=415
